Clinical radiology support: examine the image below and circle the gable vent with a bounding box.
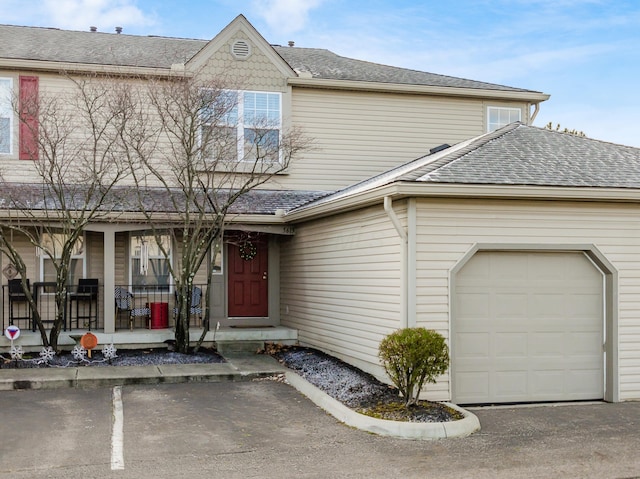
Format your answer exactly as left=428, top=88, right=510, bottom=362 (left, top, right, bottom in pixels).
left=231, top=40, right=252, bottom=60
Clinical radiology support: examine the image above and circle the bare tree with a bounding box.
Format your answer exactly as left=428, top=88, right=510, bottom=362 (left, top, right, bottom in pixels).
left=0, top=73, right=132, bottom=351
left=544, top=122, right=586, bottom=137
left=124, top=71, right=311, bottom=353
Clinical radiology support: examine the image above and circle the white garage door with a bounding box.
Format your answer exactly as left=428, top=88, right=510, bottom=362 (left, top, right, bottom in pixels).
left=453, top=251, right=604, bottom=404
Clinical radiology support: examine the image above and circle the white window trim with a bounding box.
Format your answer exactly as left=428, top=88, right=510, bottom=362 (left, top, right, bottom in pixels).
left=0, top=77, right=13, bottom=155
left=39, top=233, right=86, bottom=284
left=202, top=89, right=282, bottom=164
left=487, top=106, right=522, bottom=132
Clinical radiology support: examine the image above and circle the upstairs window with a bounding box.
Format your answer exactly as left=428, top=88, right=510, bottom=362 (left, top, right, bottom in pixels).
left=487, top=107, right=521, bottom=132
left=130, top=233, right=172, bottom=293
left=202, top=90, right=281, bottom=163
left=0, top=78, right=12, bottom=154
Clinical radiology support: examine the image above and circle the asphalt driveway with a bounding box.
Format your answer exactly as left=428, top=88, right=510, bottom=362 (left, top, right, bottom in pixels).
left=1, top=381, right=639, bottom=478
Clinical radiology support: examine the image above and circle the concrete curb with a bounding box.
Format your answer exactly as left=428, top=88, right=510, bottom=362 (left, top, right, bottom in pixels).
left=285, top=370, right=481, bottom=440
left=0, top=361, right=279, bottom=391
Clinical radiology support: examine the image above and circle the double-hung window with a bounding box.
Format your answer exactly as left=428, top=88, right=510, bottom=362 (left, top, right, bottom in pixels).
left=130, top=233, right=172, bottom=293
left=203, top=90, right=281, bottom=163
left=0, top=78, right=12, bottom=154
left=40, top=233, right=85, bottom=285
left=487, top=106, right=521, bottom=132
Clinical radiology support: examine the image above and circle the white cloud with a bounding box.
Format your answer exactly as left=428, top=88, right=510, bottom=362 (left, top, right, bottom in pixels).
left=3, top=0, right=156, bottom=32
left=251, top=0, right=325, bottom=36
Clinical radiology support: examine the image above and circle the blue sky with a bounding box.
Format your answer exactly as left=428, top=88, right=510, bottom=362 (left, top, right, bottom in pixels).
left=1, top=0, right=639, bottom=146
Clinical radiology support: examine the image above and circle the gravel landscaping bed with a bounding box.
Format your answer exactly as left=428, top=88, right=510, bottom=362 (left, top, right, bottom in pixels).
left=0, top=347, right=225, bottom=368
left=269, top=345, right=463, bottom=423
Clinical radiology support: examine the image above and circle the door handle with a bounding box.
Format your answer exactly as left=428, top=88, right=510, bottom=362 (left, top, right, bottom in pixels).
left=262, top=272, right=268, bottom=280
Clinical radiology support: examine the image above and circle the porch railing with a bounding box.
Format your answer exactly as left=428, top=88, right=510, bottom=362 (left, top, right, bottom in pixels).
left=1, top=281, right=103, bottom=333
left=2, top=282, right=207, bottom=333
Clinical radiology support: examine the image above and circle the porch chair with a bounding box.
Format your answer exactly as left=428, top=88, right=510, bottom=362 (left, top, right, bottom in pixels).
left=68, top=278, right=99, bottom=330
left=8, top=278, right=31, bottom=328
left=173, top=286, right=203, bottom=326
left=114, top=286, right=150, bottom=331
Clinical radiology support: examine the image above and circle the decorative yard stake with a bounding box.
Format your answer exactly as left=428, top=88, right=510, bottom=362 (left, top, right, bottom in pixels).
left=39, top=346, right=56, bottom=364
left=72, top=345, right=87, bottom=361
left=102, top=343, right=118, bottom=361
left=80, top=332, right=98, bottom=358
left=5, top=325, right=23, bottom=360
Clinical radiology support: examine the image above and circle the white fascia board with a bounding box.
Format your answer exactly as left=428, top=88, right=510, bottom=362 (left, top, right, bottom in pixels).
left=288, top=77, right=550, bottom=102
left=283, top=182, right=640, bottom=223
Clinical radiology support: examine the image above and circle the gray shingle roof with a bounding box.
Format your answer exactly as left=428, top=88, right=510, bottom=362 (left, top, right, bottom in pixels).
left=0, top=23, right=541, bottom=93
left=416, top=123, right=640, bottom=188
left=275, top=47, right=534, bottom=92
left=0, top=24, right=202, bottom=68
left=0, top=184, right=328, bottom=216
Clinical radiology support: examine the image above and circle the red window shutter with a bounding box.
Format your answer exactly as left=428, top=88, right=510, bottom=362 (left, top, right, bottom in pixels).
left=19, top=75, right=39, bottom=160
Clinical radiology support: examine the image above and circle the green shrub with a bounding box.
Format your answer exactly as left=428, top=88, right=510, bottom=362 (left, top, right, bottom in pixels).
left=378, top=327, right=449, bottom=407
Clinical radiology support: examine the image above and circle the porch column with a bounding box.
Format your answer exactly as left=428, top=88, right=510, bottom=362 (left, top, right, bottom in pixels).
left=103, top=228, right=116, bottom=334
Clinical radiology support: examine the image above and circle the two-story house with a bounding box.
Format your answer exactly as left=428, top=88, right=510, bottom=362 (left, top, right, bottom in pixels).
left=3, top=15, right=640, bottom=406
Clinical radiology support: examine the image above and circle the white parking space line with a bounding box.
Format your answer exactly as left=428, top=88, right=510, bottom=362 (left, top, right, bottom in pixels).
left=111, top=386, right=125, bottom=470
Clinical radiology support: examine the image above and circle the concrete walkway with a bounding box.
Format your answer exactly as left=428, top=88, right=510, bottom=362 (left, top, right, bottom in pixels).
left=0, top=352, right=287, bottom=391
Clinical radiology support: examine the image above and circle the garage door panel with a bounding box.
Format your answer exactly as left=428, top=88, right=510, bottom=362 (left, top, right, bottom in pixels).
left=494, top=293, right=528, bottom=319
left=569, top=332, right=602, bottom=355
left=568, top=370, right=603, bottom=397
left=453, top=251, right=604, bottom=404
left=495, top=371, right=528, bottom=398
left=495, top=332, right=527, bottom=357
left=530, top=333, right=564, bottom=357
left=531, top=370, right=565, bottom=396
left=455, top=332, right=490, bottom=359
left=530, top=293, right=566, bottom=317
left=456, top=293, right=489, bottom=318
left=455, top=372, right=490, bottom=401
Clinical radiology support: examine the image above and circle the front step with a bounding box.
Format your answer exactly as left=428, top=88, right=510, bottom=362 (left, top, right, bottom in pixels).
left=215, top=340, right=265, bottom=354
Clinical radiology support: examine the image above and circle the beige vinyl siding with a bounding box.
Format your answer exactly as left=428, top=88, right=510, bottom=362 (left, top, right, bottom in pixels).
left=85, top=231, right=104, bottom=279
left=280, top=204, right=404, bottom=380
left=279, top=88, right=501, bottom=190
left=415, top=198, right=640, bottom=401
left=0, top=231, right=38, bottom=279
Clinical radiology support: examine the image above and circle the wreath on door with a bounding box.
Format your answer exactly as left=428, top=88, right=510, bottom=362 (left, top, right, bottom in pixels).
left=239, top=241, right=257, bottom=261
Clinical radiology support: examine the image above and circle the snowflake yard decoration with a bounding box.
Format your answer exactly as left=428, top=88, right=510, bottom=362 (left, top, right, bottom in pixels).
left=10, top=345, right=23, bottom=360
left=72, top=345, right=87, bottom=361
left=38, top=346, right=56, bottom=364
left=103, top=343, right=117, bottom=361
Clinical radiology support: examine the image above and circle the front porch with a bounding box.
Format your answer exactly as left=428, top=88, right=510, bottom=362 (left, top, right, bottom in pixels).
left=1, top=325, right=298, bottom=353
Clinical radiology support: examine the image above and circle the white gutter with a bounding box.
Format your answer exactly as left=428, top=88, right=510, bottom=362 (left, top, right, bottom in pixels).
left=384, top=196, right=408, bottom=328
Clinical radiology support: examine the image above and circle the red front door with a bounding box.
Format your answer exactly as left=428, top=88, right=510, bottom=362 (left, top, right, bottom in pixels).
left=227, top=238, right=268, bottom=317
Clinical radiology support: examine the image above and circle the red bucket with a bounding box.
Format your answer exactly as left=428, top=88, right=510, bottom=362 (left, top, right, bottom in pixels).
left=149, top=302, right=168, bottom=329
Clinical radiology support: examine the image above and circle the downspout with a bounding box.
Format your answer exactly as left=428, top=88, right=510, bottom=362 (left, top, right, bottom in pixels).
left=384, top=196, right=408, bottom=328
left=529, top=102, right=541, bottom=125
